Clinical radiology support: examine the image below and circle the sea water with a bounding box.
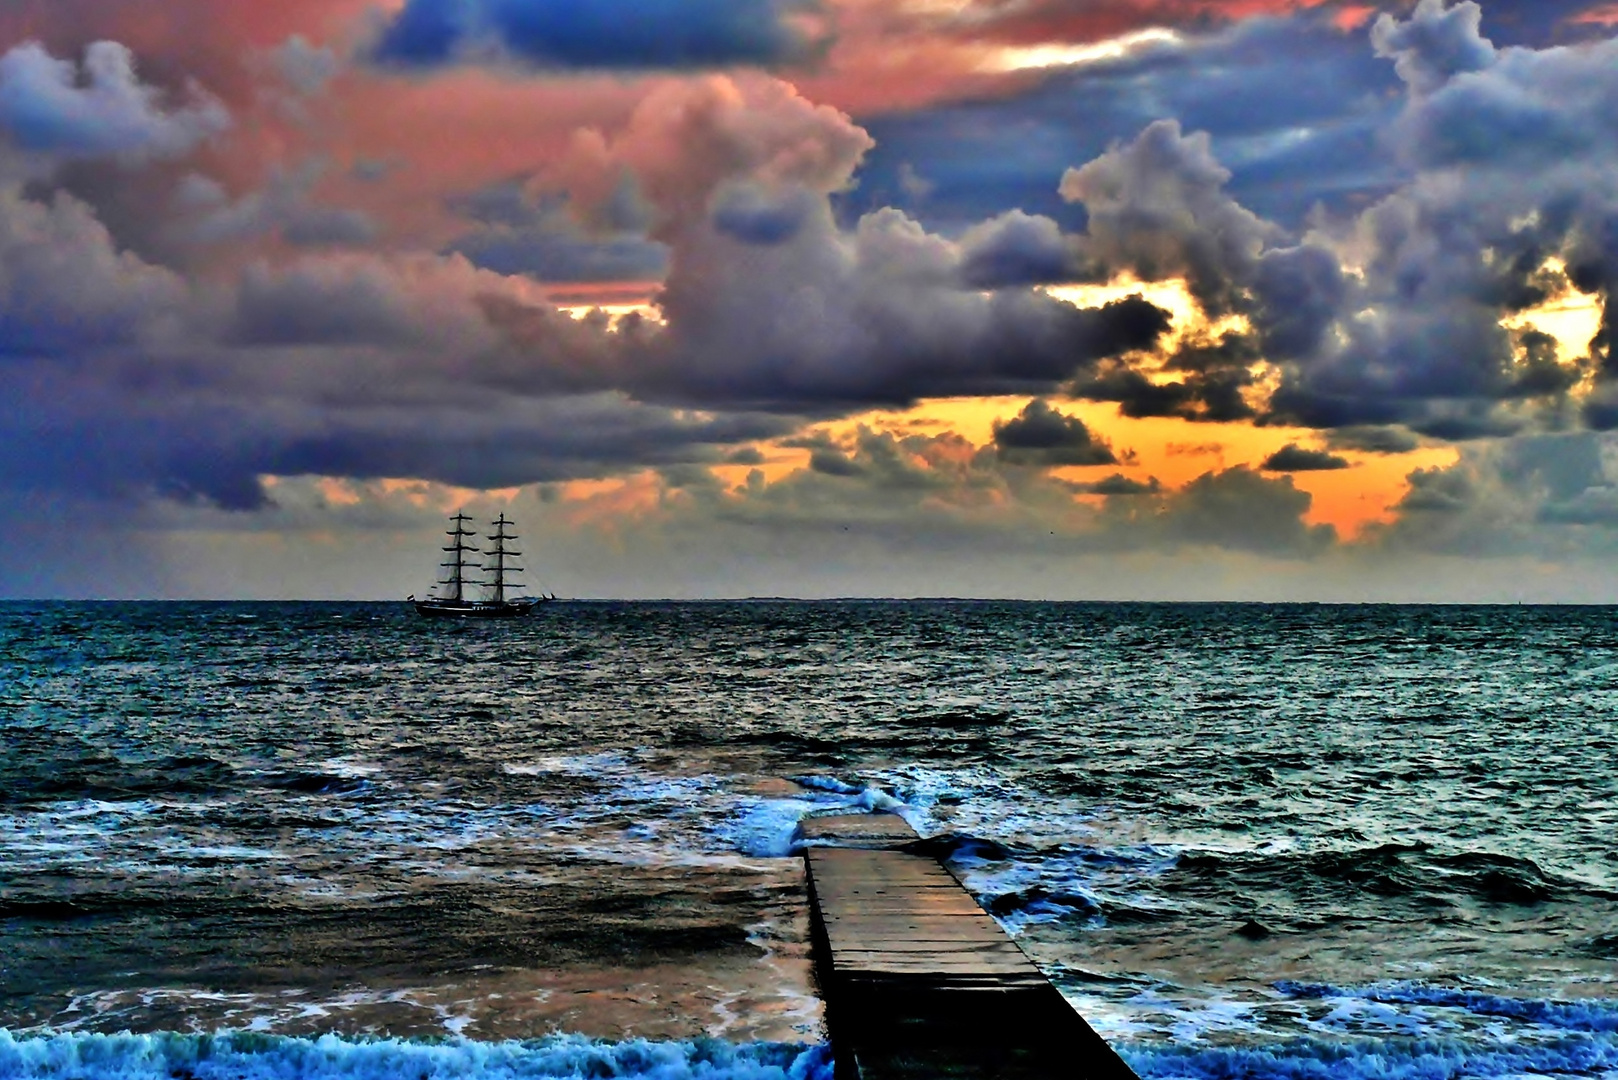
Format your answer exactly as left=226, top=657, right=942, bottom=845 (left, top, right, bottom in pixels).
left=2, top=601, right=1615, bottom=1079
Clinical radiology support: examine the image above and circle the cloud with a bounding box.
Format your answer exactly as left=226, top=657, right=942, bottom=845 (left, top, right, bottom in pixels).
left=1080, top=473, right=1160, bottom=495
left=271, top=35, right=340, bottom=97
left=174, top=161, right=379, bottom=251
left=1071, top=363, right=1257, bottom=423
left=704, top=425, right=1335, bottom=561
left=809, top=447, right=863, bottom=476
left=449, top=183, right=667, bottom=282
left=0, top=41, right=228, bottom=162
left=372, top=0, right=821, bottom=71
left=1116, top=465, right=1337, bottom=556
left=854, top=13, right=1406, bottom=233
left=1326, top=425, right=1422, bottom=454
left=710, top=183, right=820, bottom=245
left=11, top=0, right=1618, bottom=602
left=1373, top=432, right=1618, bottom=557
left=0, top=173, right=796, bottom=508
left=0, top=52, right=1156, bottom=515
left=992, top=398, right=1117, bottom=466
left=516, top=76, right=1174, bottom=411
left=1060, top=118, right=1282, bottom=318
left=986, top=4, right=1618, bottom=446
left=1264, top=1, right=1618, bottom=432
left=958, top=210, right=1077, bottom=288
left=0, top=184, right=186, bottom=356
left=1261, top=444, right=1352, bottom=471
left=1371, top=0, right=1496, bottom=94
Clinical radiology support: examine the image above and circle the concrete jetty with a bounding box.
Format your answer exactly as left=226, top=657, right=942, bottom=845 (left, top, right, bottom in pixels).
left=797, top=812, right=1138, bottom=1080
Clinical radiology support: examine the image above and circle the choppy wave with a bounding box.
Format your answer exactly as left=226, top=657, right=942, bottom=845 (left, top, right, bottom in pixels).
left=1276, top=983, right=1618, bottom=1034
left=8, top=601, right=1618, bottom=1047
left=1169, top=845, right=1610, bottom=908
left=0, top=1031, right=833, bottom=1080
left=1127, top=1035, right=1618, bottom=1080
left=13, top=1027, right=1618, bottom=1080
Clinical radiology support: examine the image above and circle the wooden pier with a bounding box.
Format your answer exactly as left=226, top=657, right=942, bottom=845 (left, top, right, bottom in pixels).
left=797, top=812, right=1138, bottom=1080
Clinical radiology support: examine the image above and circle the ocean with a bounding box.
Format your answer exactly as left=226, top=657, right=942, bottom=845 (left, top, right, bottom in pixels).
left=2, top=600, right=1616, bottom=1079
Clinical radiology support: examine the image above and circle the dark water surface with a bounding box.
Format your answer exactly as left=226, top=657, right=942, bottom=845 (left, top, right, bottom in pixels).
left=2, top=601, right=1616, bottom=1078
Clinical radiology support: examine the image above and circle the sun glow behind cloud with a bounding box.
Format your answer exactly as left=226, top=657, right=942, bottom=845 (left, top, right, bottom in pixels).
left=553, top=269, right=1553, bottom=544
left=980, top=28, right=1182, bottom=72
left=1502, top=283, right=1603, bottom=363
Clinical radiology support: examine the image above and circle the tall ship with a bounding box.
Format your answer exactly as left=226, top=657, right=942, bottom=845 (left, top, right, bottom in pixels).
left=411, top=513, right=552, bottom=619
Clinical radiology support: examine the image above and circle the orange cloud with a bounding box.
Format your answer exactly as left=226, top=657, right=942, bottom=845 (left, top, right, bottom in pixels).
left=813, top=393, right=1456, bottom=540
left=1571, top=3, right=1618, bottom=26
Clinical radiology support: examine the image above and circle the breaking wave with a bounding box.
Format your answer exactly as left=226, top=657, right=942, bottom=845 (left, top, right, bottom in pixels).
left=1127, top=1035, right=1618, bottom=1080
left=0, top=1031, right=834, bottom=1080
left=1275, top=983, right=1618, bottom=1034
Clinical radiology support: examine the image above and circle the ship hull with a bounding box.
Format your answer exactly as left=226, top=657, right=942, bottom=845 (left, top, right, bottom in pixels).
left=412, top=598, right=547, bottom=619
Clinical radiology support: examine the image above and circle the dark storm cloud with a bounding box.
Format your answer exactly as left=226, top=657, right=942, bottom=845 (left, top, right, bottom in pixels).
left=957, top=211, right=1078, bottom=288
left=0, top=185, right=186, bottom=356
left=0, top=131, right=797, bottom=509
left=165, top=163, right=383, bottom=258
left=0, top=106, right=1181, bottom=516
left=1326, top=426, right=1422, bottom=454
left=809, top=447, right=863, bottom=476
left=1399, top=463, right=1478, bottom=513
left=1061, top=118, right=1280, bottom=319
left=281, top=206, right=378, bottom=247
left=13, top=0, right=1618, bottom=553
left=986, top=2, right=1618, bottom=443
left=227, top=260, right=419, bottom=347
left=1071, top=364, right=1256, bottom=423
left=0, top=352, right=797, bottom=510
left=449, top=184, right=667, bottom=283
left=448, top=75, right=1172, bottom=414
left=1164, top=331, right=1261, bottom=374
left=1068, top=329, right=1264, bottom=424
left=246, top=399, right=792, bottom=493
left=1080, top=473, right=1160, bottom=496
left=1261, top=444, right=1351, bottom=472
left=1410, top=409, right=1525, bottom=441
left=1148, top=467, right=1335, bottom=556
left=992, top=398, right=1117, bottom=467
left=1073, top=367, right=1194, bottom=418
left=625, top=200, right=1173, bottom=411
left=1259, top=1, right=1618, bottom=433
left=372, top=0, right=819, bottom=71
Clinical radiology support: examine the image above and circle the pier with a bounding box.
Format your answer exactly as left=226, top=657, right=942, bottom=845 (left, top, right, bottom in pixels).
left=797, top=812, right=1138, bottom=1080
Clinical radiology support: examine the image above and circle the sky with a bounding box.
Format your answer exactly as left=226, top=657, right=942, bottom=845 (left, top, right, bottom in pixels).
left=4, top=0, right=1618, bottom=600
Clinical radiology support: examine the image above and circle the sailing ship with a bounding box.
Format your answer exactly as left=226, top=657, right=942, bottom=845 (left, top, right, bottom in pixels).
left=411, top=513, right=553, bottom=618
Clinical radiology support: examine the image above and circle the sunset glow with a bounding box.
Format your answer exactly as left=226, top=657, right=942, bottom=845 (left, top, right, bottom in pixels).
left=2, top=0, right=1617, bottom=601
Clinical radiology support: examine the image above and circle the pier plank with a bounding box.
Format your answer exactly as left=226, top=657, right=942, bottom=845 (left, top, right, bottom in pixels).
left=802, top=812, right=1138, bottom=1080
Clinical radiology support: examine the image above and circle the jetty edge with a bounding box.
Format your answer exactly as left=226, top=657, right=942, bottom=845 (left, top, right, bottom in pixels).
left=795, top=811, right=1139, bottom=1080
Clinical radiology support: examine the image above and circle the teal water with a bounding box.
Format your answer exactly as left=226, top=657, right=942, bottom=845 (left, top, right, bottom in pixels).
left=2, top=601, right=1615, bottom=1078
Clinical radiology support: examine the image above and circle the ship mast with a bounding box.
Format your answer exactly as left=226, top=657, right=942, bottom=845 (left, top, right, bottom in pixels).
left=439, top=513, right=479, bottom=602
left=483, top=514, right=526, bottom=604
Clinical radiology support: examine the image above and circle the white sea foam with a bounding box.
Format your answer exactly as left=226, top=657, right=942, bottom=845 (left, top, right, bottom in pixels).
left=6, top=1026, right=1615, bottom=1080
left=0, top=1030, right=834, bottom=1080
left=1062, top=977, right=1618, bottom=1056
left=1124, top=1035, right=1618, bottom=1080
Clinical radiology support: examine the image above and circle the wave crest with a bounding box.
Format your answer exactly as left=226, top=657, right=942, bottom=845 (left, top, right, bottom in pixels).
left=0, top=1031, right=834, bottom=1080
